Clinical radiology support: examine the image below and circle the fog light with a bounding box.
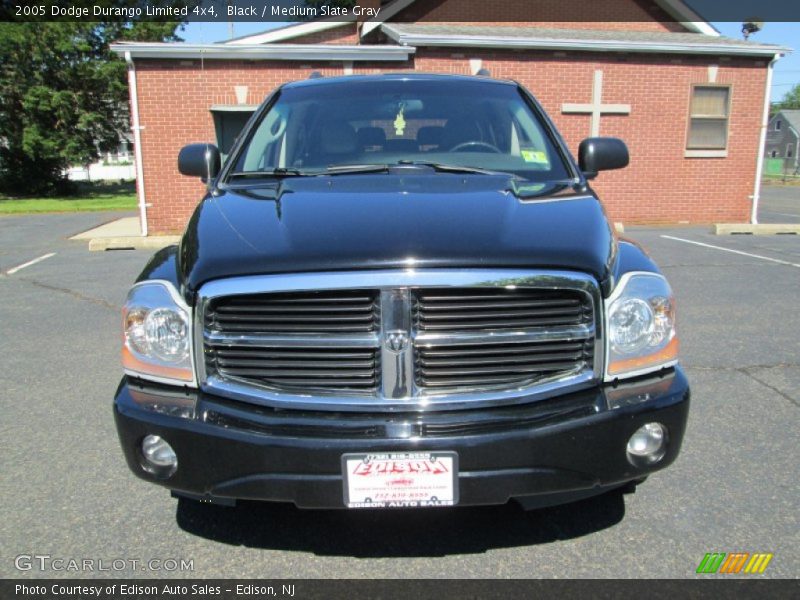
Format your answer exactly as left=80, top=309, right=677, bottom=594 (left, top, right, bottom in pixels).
left=627, top=423, right=667, bottom=463
left=141, top=435, right=177, bottom=475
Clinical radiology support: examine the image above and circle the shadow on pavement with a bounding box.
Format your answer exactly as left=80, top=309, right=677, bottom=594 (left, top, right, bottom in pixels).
left=175, top=490, right=625, bottom=557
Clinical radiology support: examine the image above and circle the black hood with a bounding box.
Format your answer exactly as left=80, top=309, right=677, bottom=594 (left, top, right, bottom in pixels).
left=178, top=174, right=616, bottom=295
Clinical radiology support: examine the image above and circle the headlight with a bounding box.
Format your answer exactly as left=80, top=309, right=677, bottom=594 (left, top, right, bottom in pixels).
left=122, top=281, right=195, bottom=385
left=605, top=272, right=678, bottom=380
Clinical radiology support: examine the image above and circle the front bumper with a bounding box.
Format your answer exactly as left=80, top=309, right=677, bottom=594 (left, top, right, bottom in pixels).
left=114, top=368, right=690, bottom=509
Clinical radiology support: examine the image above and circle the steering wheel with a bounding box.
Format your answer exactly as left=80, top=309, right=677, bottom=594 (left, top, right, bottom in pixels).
left=449, top=141, right=502, bottom=153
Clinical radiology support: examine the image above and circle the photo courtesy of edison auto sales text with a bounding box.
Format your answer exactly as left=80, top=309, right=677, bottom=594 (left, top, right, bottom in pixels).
left=14, top=583, right=254, bottom=597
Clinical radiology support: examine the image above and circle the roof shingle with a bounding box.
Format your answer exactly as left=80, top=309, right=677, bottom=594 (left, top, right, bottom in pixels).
left=382, top=23, right=791, bottom=56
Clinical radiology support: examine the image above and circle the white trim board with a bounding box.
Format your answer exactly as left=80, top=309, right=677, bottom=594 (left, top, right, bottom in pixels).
left=110, top=43, right=415, bottom=62
left=225, top=20, right=353, bottom=45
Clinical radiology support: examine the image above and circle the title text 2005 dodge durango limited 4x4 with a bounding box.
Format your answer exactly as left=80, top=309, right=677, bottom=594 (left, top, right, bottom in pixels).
left=115, top=74, right=689, bottom=511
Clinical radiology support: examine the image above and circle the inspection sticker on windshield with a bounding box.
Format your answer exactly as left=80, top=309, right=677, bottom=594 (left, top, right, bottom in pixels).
left=521, top=149, right=549, bottom=164
left=342, top=452, right=458, bottom=508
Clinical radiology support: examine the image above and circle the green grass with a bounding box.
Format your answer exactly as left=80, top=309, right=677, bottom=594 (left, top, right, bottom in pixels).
left=762, top=174, right=800, bottom=187
left=0, top=181, right=138, bottom=214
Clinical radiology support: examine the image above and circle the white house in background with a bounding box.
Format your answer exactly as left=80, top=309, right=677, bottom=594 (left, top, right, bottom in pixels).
left=67, top=137, right=135, bottom=182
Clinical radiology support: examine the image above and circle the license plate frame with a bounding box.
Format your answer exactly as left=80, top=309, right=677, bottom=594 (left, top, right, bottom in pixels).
left=341, top=451, right=459, bottom=509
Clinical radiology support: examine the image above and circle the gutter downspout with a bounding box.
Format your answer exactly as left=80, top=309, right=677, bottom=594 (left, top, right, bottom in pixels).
left=125, top=51, right=148, bottom=237
left=751, top=53, right=781, bottom=224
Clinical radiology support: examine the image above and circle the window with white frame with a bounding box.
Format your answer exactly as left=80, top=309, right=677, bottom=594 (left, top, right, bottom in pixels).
left=775, top=119, right=782, bottom=131
left=687, top=85, right=731, bottom=151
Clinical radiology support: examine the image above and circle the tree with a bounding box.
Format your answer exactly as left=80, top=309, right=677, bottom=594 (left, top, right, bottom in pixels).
left=0, top=20, right=183, bottom=196
left=774, top=82, right=800, bottom=112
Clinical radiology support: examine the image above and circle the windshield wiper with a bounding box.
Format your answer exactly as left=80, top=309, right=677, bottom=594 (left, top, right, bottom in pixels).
left=232, top=162, right=521, bottom=179
left=396, top=160, right=520, bottom=178
left=323, top=164, right=390, bottom=175
left=324, top=161, right=520, bottom=178
left=228, top=168, right=309, bottom=179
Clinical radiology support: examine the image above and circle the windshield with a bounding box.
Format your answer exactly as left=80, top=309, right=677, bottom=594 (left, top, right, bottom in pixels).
left=228, top=78, right=572, bottom=182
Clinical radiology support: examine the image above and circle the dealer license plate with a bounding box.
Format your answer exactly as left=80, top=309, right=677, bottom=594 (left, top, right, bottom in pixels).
left=342, top=452, right=458, bottom=508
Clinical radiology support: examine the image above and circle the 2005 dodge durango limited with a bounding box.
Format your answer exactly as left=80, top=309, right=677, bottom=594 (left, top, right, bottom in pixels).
left=114, top=74, right=689, bottom=511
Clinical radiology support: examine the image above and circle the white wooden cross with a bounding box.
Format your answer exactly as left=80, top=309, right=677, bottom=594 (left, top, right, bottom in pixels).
left=561, top=70, right=631, bottom=137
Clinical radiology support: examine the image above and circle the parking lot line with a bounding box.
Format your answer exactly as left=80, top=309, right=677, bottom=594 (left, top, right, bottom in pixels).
left=660, top=235, right=800, bottom=269
left=4, top=252, right=56, bottom=275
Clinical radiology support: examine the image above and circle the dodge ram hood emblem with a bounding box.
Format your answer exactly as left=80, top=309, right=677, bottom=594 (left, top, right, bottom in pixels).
left=385, top=331, right=409, bottom=353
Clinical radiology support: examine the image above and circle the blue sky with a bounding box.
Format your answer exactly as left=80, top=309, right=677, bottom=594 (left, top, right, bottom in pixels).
left=181, top=21, right=799, bottom=102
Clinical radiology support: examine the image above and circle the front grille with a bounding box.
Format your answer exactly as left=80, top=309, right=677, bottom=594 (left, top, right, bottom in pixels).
left=414, top=288, right=591, bottom=332
left=412, top=287, right=594, bottom=393
left=198, top=271, right=600, bottom=411
left=415, top=338, right=594, bottom=390
left=205, top=345, right=380, bottom=393
left=204, top=290, right=380, bottom=393
left=206, top=290, right=379, bottom=334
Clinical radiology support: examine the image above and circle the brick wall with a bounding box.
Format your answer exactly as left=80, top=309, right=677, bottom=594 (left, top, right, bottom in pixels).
left=134, top=60, right=344, bottom=233
left=392, top=0, right=687, bottom=32
left=415, top=49, right=767, bottom=224
left=273, top=23, right=359, bottom=44
left=132, top=50, right=766, bottom=233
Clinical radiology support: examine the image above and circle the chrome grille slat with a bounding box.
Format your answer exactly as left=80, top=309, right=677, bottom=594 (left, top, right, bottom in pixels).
left=418, top=298, right=580, bottom=309
left=221, top=368, right=377, bottom=377
left=420, top=307, right=583, bottom=320
left=209, top=321, right=373, bottom=333
left=218, top=293, right=375, bottom=304
left=213, top=349, right=376, bottom=360
left=418, top=316, right=585, bottom=330
left=216, top=358, right=377, bottom=369
left=215, top=304, right=374, bottom=313
left=420, top=351, right=585, bottom=366
left=214, top=313, right=376, bottom=322
left=196, top=270, right=601, bottom=411
left=204, top=332, right=381, bottom=348
left=262, top=379, right=378, bottom=387
left=219, top=295, right=375, bottom=303
left=413, top=325, right=594, bottom=346
left=421, top=375, right=562, bottom=387
left=419, top=293, right=578, bottom=302
left=419, top=340, right=586, bottom=358
left=421, top=363, right=584, bottom=376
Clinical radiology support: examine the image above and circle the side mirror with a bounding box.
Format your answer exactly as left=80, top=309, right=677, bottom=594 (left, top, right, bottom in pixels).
left=578, top=137, right=629, bottom=179
left=178, top=143, right=221, bottom=182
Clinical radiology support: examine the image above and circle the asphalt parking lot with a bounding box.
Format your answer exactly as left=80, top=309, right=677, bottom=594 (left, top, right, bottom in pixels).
left=758, top=184, right=800, bottom=223
left=0, top=188, right=798, bottom=579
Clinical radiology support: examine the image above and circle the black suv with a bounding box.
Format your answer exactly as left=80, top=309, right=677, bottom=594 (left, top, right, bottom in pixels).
left=115, top=74, right=689, bottom=511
